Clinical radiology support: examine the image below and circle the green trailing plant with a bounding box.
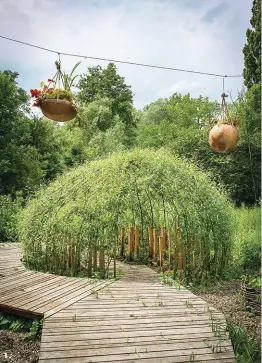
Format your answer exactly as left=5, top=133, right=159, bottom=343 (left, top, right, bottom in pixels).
left=0, top=313, right=42, bottom=340
left=19, top=149, right=234, bottom=283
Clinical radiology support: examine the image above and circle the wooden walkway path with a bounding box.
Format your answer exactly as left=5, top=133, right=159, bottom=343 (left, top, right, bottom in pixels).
left=0, top=243, right=236, bottom=362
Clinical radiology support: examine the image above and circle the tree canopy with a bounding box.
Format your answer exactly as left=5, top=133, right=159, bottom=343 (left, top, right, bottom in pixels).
left=243, top=0, right=261, bottom=88
left=78, top=63, right=136, bottom=145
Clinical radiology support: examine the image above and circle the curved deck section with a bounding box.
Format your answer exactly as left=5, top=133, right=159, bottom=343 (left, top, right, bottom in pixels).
left=0, top=243, right=236, bottom=362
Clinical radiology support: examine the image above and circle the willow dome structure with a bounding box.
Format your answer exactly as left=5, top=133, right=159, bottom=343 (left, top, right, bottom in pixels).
left=19, top=149, right=233, bottom=281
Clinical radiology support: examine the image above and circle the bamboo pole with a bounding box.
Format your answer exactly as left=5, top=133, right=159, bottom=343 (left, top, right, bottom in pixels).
left=153, top=228, right=157, bottom=259
left=148, top=227, right=153, bottom=259
left=69, top=241, right=72, bottom=270
left=93, top=247, right=97, bottom=270
left=135, top=227, right=140, bottom=258
left=99, top=249, right=105, bottom=279
left=113, top=247, right=116, bottom=278
left=120, top=228, right=125, bottom=257
left=159, top=235, right=164, bottom=269
left=87, top=248, right=92, bottom=277
left=71, top=241, right=75, bottom=273
left=128, top=227, right=134, bottom=261
left=168, top=229, right=172, bottom=268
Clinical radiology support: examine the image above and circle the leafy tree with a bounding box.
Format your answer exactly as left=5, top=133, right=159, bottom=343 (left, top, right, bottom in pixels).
left=140, top=98, right=169, bottom=125
left=0, top=71, right=43, bottom=196
left=78, top=63, right=136, bottom=145
left=243, top=0, right=261, bottom=88
left=136, top=92, right=260, bottom=206
left=75, top=98, right=115, bottom=133
left=29, top=117, right=65, bottom=181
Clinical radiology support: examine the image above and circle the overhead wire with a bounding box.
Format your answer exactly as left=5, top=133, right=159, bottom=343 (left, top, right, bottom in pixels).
left=0, top=35, right=243, bottom=78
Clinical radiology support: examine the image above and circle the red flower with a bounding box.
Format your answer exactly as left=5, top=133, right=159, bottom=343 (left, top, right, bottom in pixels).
left=30, top=89, right=42, bottom=98
left=48, top=79, right=54, bottom=83
left=43, top=85, right=48, bottom=92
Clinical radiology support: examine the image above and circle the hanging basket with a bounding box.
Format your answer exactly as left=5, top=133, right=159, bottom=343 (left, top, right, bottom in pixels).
left=39, top=98, right=77, bottom=122
left=209, top=123, right=239, bottom=153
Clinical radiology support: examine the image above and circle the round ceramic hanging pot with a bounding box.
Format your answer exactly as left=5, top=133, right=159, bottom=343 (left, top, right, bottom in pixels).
left=39, top=99, right=77, bottom=122
left=209, top=123, right=239, bottom=153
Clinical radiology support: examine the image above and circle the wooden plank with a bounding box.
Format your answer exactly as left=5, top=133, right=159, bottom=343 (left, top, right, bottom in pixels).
left=0, top=243, right=236, bottom=363
left=38, top=350, right=235, bottom=363
left=0, top=275, right=68, bottom=302
left=35, top=281, right=110, bottom=313
left=39, top=342, right=234, bottom=359
left=20, top=279, right=92, bottom=311
left=44, top=281, right=113, bottom=318
left=1, top=276, right=82, bottom=306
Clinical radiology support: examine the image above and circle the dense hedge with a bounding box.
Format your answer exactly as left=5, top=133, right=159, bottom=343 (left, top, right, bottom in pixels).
left=19, top=149, right=234, bottom=281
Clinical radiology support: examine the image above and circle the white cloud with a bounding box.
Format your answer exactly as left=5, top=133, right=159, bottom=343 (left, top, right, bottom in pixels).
left=0, top=0, right=252, bottom=109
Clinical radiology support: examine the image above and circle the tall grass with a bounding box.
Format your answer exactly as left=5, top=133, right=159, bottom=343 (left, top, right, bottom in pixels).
left=227, top=318, right=261, bottom=363
left=231, top=206, right=261, bottom=275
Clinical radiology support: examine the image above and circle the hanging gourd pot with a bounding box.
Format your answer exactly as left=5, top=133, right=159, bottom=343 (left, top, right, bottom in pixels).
left=209, top=93, right=239, bottom=153
left=30, top=59, right=81, bottom=122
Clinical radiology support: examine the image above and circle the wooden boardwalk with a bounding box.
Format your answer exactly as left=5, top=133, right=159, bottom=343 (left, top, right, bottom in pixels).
left=0, top=243, right=236, bottom=362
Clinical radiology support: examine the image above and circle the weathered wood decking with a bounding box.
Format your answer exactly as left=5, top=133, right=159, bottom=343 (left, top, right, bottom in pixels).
left=0, top=243, right=236, bottom=362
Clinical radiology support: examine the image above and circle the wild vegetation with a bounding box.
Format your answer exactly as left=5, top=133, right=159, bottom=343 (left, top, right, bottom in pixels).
left=0, top=1, right=260, bottom=361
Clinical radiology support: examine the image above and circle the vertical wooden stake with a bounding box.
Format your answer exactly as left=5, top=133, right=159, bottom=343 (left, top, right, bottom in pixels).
left=162, top=227, right=166, bottom=257
left=153, top=228, right=157, bottom=259
left=128, top=227, right=134, bottom=261
left=135, top=227, right=140, bottom=258
left=113, top=246, right=117, bottom=278
left=177, top=246, right=183, bottom=270
left=148, top=228, right=153, bottom=259
left=93, top=247, right=97, bottom=270
left=168, top=230, right=172, bottom=268
left=99, top=249, right=105, bottom=279
left=71, top=241, right=76, bottom=274
left=120, top=228, right=125, bottom=257
left=159, top=235, right=164, bottom=269
left=87, top=249, right=92, bottom=277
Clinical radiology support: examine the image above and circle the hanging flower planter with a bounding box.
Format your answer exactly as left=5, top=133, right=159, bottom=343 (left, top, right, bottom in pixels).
left=39, top=97, right=77, bottom=122
left=209, top=122, right=239, bottom=153
left=209, top=93, right=239, bottom=153
left=30, top=60, right=81, bottom=122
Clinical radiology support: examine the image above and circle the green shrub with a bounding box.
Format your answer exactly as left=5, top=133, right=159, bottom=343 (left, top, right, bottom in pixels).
left=231, top=206, right=261, bottom=275
left=0, top=195, right=22, bottom=241
left=227, top=318, right=261, bottom=363
left=19, top=149, right=234, bottom=281
left=0, top=313, right=42, bottom=340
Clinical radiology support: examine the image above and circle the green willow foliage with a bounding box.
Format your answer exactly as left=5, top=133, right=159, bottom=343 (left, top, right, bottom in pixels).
left=19, top=149, right=233, bottom=282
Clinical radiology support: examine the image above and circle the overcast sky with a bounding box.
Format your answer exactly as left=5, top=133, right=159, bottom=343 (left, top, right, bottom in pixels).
left=0, top=0, right=252, bottom=109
